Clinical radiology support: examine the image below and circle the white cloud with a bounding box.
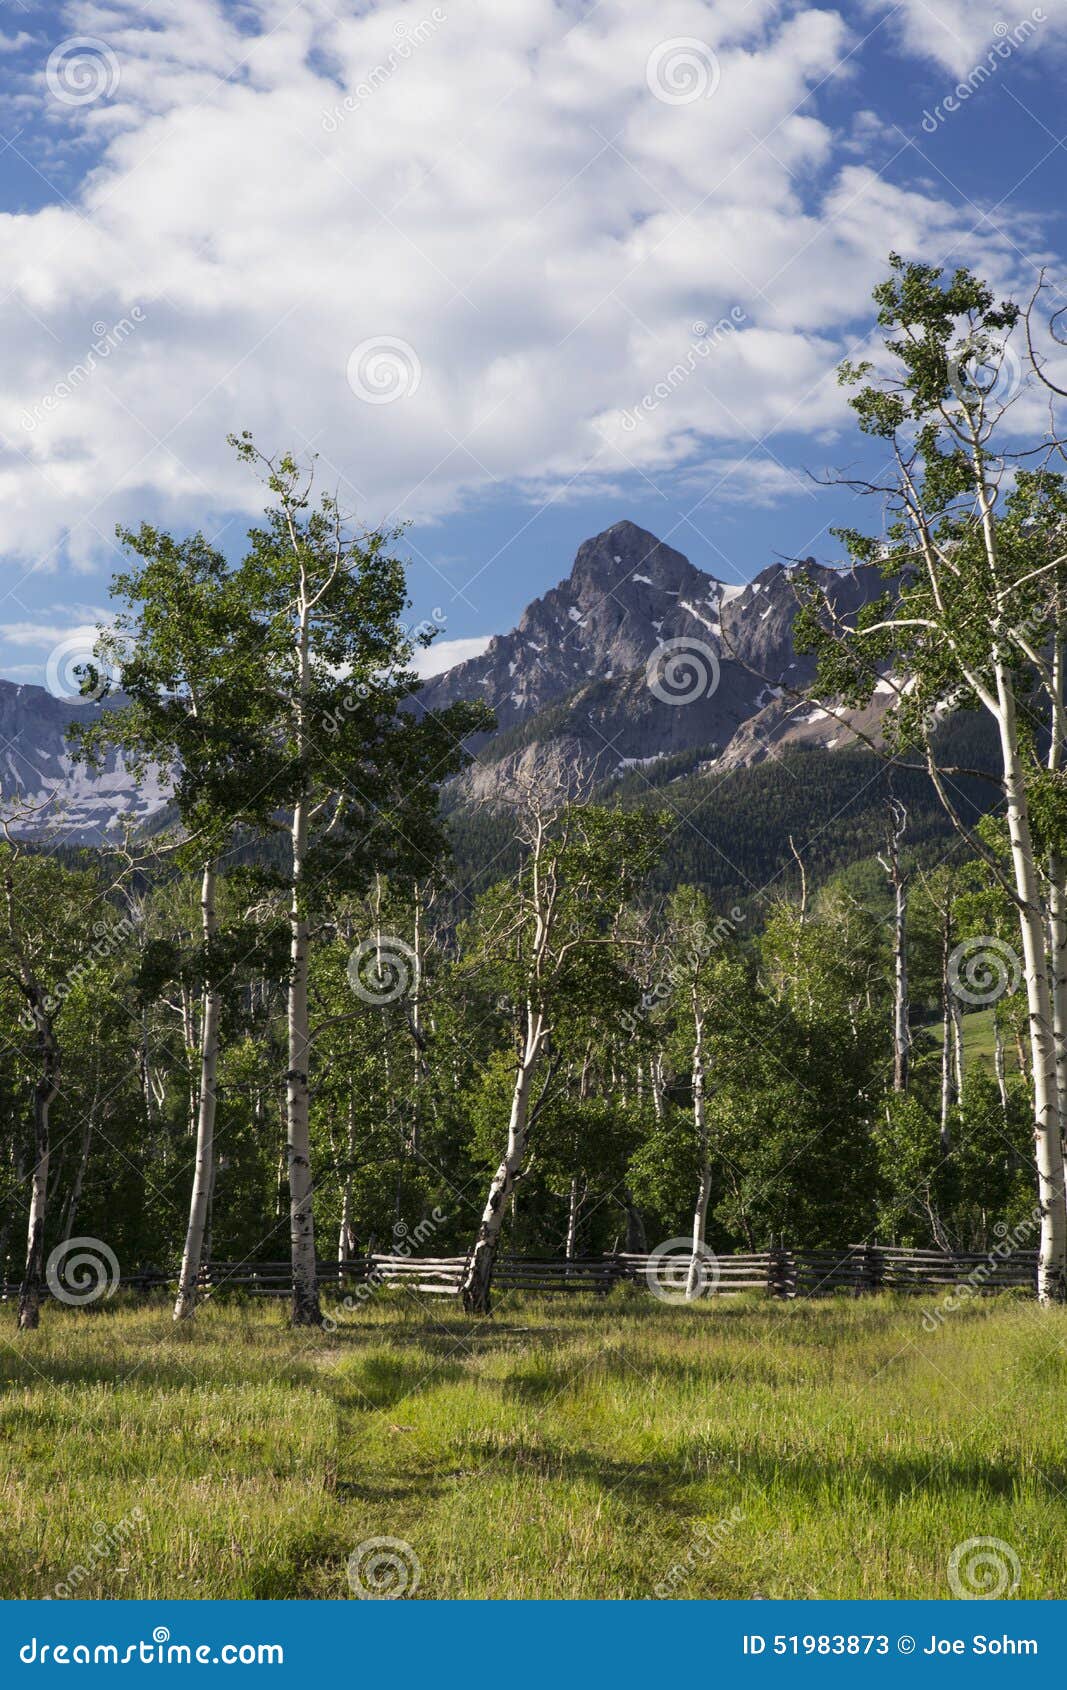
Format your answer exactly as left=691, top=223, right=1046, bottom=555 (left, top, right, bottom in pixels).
left=0, top=616, right=107, bottom=648
left=0, top=0, right=1057, bottom=577
left=412, top=634, right=493, bottom=678
left=867, top=1, right=1060, bottom=75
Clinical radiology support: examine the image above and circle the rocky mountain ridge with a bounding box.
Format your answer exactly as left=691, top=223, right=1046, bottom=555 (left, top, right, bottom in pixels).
left=0, top=519, right=892, bottom=841
left=418, top=519, right=889, bottom=798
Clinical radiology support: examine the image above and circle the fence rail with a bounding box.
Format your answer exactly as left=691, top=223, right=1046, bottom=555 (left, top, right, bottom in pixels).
left=4, top=1244, right=1040, bottom=1303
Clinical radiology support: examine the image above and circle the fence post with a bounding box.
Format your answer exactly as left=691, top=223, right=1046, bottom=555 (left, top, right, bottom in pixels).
left=768, top=1248, right=792, bottom=1300
left=864, top=1244, right=884, bottom=1294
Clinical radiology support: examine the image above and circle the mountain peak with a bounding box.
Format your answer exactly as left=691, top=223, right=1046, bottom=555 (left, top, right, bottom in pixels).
left=417, top=522, right=890, bottom=762
left=569, top=519, right=703, bottom=595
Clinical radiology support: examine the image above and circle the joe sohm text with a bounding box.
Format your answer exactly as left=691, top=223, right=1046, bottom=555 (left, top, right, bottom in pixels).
left=741, top=1634, right=1038, bottom=1658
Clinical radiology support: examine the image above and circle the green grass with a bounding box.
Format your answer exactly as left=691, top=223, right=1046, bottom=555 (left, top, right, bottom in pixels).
left=928, top=1004, right=1000, bottom=1068
left=1, top=1290, right=1066, bottom=1599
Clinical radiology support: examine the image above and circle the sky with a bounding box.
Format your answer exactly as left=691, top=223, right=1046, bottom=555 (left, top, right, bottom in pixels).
left=0, top=0, right=1064, bottom=691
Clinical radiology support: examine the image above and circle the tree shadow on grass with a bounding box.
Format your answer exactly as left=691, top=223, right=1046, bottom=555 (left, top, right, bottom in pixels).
left=451, top=1439, right=1067, bottom=1511
left=332, top=1350, right=468, bottom=1414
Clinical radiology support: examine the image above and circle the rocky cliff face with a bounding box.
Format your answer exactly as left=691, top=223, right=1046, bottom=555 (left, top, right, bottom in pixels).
left=0, top=519, right=889, bottom=839
left=0, top=681, right=167, bottom=846
left=419, top=519, right=889, bottom=797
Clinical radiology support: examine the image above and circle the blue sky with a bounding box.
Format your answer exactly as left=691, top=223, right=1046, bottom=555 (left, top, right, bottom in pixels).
left=0, top=0, right=1063, bottom=690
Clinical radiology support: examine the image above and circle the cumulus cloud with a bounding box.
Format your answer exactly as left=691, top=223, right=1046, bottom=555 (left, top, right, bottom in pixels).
left=0, top=0, right=1056, bottom=577
left=867, top=1, right=1060, bottom=75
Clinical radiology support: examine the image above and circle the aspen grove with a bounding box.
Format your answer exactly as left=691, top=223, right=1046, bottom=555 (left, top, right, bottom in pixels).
left=5, top=263, right=1067, bottom=1324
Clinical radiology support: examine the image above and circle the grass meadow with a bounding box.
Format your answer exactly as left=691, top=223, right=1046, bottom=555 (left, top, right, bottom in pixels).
left=1, top=1290, right=1066, bottom=1600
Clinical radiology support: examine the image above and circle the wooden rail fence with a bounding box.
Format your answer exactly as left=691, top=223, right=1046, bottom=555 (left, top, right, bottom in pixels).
left=4, top=1244, right=1039, bottom=1302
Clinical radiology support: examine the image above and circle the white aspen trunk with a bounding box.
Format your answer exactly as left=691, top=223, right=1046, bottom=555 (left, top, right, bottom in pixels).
left=686, top=998, right=710, bottom=1301
left=1048, top=626, right=1067, bottom=1142
left=968, top=447, right=1066, bottom=1297
left=461, top=1017, right=543, bottom=1314
left=651, top=1051, right=665, bottom=1121
left=173, top=862, right=220, bottom=1322
left=337, top=1092, right=357, bottom=1275
left=995, top=674, right=1067, bottom=1301
left=140, top=1008, right=153, bottom=1127
left=1048, top=863, right=1067, bottom=1141
left=993, top=1014, right=1009, bottom=1110
left=287, top=593, right=322, bottom=1327
left=881, top=804, right=910, bottom=1092
left=939, top=897, right=954, bottom=1154
left=410, top=886, right=426, bottom=1157
left=565, top=1176, right=579, bottom=1262
left=893, top=872, right=909, bottom=1092
left=950, top=993, right=964, bottom=1097
left=17, top=1005, right=59, bottom=1331
left=288, top=797, right=321, bottom=1324
left=181, top=983, right=198, bottom=1139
